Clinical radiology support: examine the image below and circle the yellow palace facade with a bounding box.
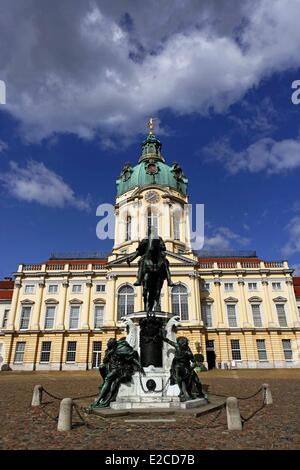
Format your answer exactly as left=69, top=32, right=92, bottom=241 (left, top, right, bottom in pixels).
left=1, top=128, right=300, bottom=370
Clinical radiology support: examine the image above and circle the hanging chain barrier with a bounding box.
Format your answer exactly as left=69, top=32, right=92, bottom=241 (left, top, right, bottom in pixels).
left=39, top=403, right=59, bottom=422
left=41, top=386, right=98, bottom=402
left=211, top=386, right=263, bottom=400
left=240, top=385, right=267, bottom=423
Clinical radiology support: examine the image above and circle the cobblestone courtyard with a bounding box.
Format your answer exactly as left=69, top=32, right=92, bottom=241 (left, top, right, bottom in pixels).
left=0, top=369, right=300, bottom=450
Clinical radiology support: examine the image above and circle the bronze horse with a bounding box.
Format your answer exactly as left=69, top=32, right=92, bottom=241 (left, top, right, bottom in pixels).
left=127, top=232, right=174, bottom=315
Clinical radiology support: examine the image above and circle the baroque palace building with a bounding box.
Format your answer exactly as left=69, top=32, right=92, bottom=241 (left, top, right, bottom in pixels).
left=1, top=127, right=300, bottom=371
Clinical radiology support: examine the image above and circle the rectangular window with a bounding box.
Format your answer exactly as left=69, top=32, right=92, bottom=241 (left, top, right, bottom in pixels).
left=72, top=284, right=82, bottom=293
left=69, top=306, right=80, bottom=329
left=92, top=341, right=102, bottom=368
left=40, top=341, right=51, bottom=363
left=224, top=283, right=234, bottom=291
left=20, top=306, right=31, bottom=330
left=2, top=309, right=9, bottom=328
left=202, top=303, right=212, bottom=327
left=276, top=304, right=288, bottom=327
left=256, top=339, right=267, bottom=361
left=66, top=341, right=77, bottom=363
left=24, top=285, right=35, bottom=294
left=282, top=339, right=293, bottom=361
left=248, top=282, right=258, bottom=291
left=48, top=284, right=58, bottom=294
left=14, top=342, right=26, bottom=363
left=126, top=216, right=131, bottom=242
left=173, top=213, right=180, bottom=240
left=94, top=305, right=104, bottom=329
left=96, top=284, right=106, bottom=293
left=227, top=304, right=237, bottom=327
left=272, top=282, right=281, bottom=290
left=251, top=304, right=263, bottom=327
left=44, top=306, right=55, bottom=329
left=231, top=340, right=241, bottom=360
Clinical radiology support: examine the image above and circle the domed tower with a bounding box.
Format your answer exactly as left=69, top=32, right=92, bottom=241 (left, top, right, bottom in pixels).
left=112, top=120, right=192, bottom=256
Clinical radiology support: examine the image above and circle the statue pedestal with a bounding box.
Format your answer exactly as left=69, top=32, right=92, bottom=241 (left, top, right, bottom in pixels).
left=111, top=311, right=207, bottom=410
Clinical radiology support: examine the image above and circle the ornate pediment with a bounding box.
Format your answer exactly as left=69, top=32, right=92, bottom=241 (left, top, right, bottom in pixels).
left=202, top=296, right=214, bottom=303
left=69, top=298, right=83, bottom=304
left=224, top=297, right=238, bottom=303
left=93, top=298, right=106, bottom=304
left=20, top=299, right=35, bottom=305
left=45, top=298, right=59, bottom=304
left=248, top=296, right=263, bottom=303
left=273, top=296, right=287, bottom=303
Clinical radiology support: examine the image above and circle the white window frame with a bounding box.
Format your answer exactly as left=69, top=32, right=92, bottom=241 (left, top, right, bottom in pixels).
left=24, top=284, right=36, bottom=294
left=230, top=339, right=241, bottom=361
left=275, top=303, right=288, bottom=327
left=202, top=303, right=213, bottom=327
left=48, top=284, right=59, bottom=294
left=226, top=303, right=238, bottom=328
left=2, top=309, right=9, bottom=328
left=69, top=305, right=81, bottom=330
left=19, top=306, right=32, bottom=330
left=40, top=341, right=52, bottom=363
left=72, top=284, right=83, bottom=294
left=117, top=285, right=135, bottom=320
left=171, top=284, right=189, bottom=321
left=94, top=305, right=104, bottom=329
left=282, top=339, right=293, bottom=361
left=14, top=342, right=26, bottom=364
left=272, top=282, right=282, bottom=291
left=248, top=282, right=258, bottom=291
left=256, top=339, right=268, bottom=361
left=66, top=341, right=77, bottom=363
left=44, top=305, right=56, bottom=330
left=95, top=283, right=106, bottom=293
left=224, top=283, right=234, bottom=292
left=251, top=303, right=263, bottom=327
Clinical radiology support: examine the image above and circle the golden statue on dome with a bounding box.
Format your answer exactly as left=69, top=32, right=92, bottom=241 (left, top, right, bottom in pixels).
left=147, top=117, right=155, bottom=134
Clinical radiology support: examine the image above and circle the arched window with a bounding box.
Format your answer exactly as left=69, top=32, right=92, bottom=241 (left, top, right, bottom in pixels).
left=117, top=285, right=134, bottom=320
left=147, top=208, right=158, bottom=237
left=171, top=284, right=189, bottom=320
left=125, top=216, right=131, bottom=241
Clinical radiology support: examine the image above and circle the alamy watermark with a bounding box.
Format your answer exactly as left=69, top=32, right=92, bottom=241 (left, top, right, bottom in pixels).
left=96, top=198, right=205, bottom=250
left=291, top=80, right=300, bottom=105
left=0, top=80, right=6, bottom=105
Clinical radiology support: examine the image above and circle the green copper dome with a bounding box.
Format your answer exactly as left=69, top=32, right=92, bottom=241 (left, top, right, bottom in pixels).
left=116, top=132, right=188, bottom=196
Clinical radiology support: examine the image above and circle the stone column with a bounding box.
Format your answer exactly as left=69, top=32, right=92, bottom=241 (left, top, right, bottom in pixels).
left=214, top=279, right=225, bottom=327
left=56, top=280, right=69, bottom=330
left=244, top=331, right=256, bottom=367
left=81, top=279, right=92, bottom=329
left=238, top=279, right=250, bottom=326
left=104, top=274, right=117, bottom=326
left=31, top=280, right=45, bottom=330
left=269, top=331, right=284, bottom=367
left=190, top=274, right=200, bottom=323
left=219, top=331, right=230, bottom=365
left=261, top=279, right=276, bottom=327
left=286, top=279, right=300, bottom=326
left=8, top=279, right=21, bottom=330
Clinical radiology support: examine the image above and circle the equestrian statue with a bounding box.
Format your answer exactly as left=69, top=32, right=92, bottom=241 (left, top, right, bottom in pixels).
left=126, top=227, right=175, bottom=315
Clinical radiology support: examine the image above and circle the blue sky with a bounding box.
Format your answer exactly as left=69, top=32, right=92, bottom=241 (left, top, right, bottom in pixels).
left=1, top=0, right=300, bottom=277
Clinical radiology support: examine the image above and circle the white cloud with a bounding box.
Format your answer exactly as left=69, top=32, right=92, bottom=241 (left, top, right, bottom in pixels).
left=0, top=0, right=300, bottom=142
left=282, top=216, right=300, bottom=257
left=0, top=140, right=8, bottom=153
left=204, top=134, right=300, bottom=174
left=203, top=225, right=250, bottom=250
left=291, top=264, right=300, bottom=275
left=0, top=160, right=90, bottom=210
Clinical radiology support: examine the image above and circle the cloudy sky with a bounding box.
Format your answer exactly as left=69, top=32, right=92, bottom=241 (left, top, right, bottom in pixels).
left=0, top=0, right=300, bottom=276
